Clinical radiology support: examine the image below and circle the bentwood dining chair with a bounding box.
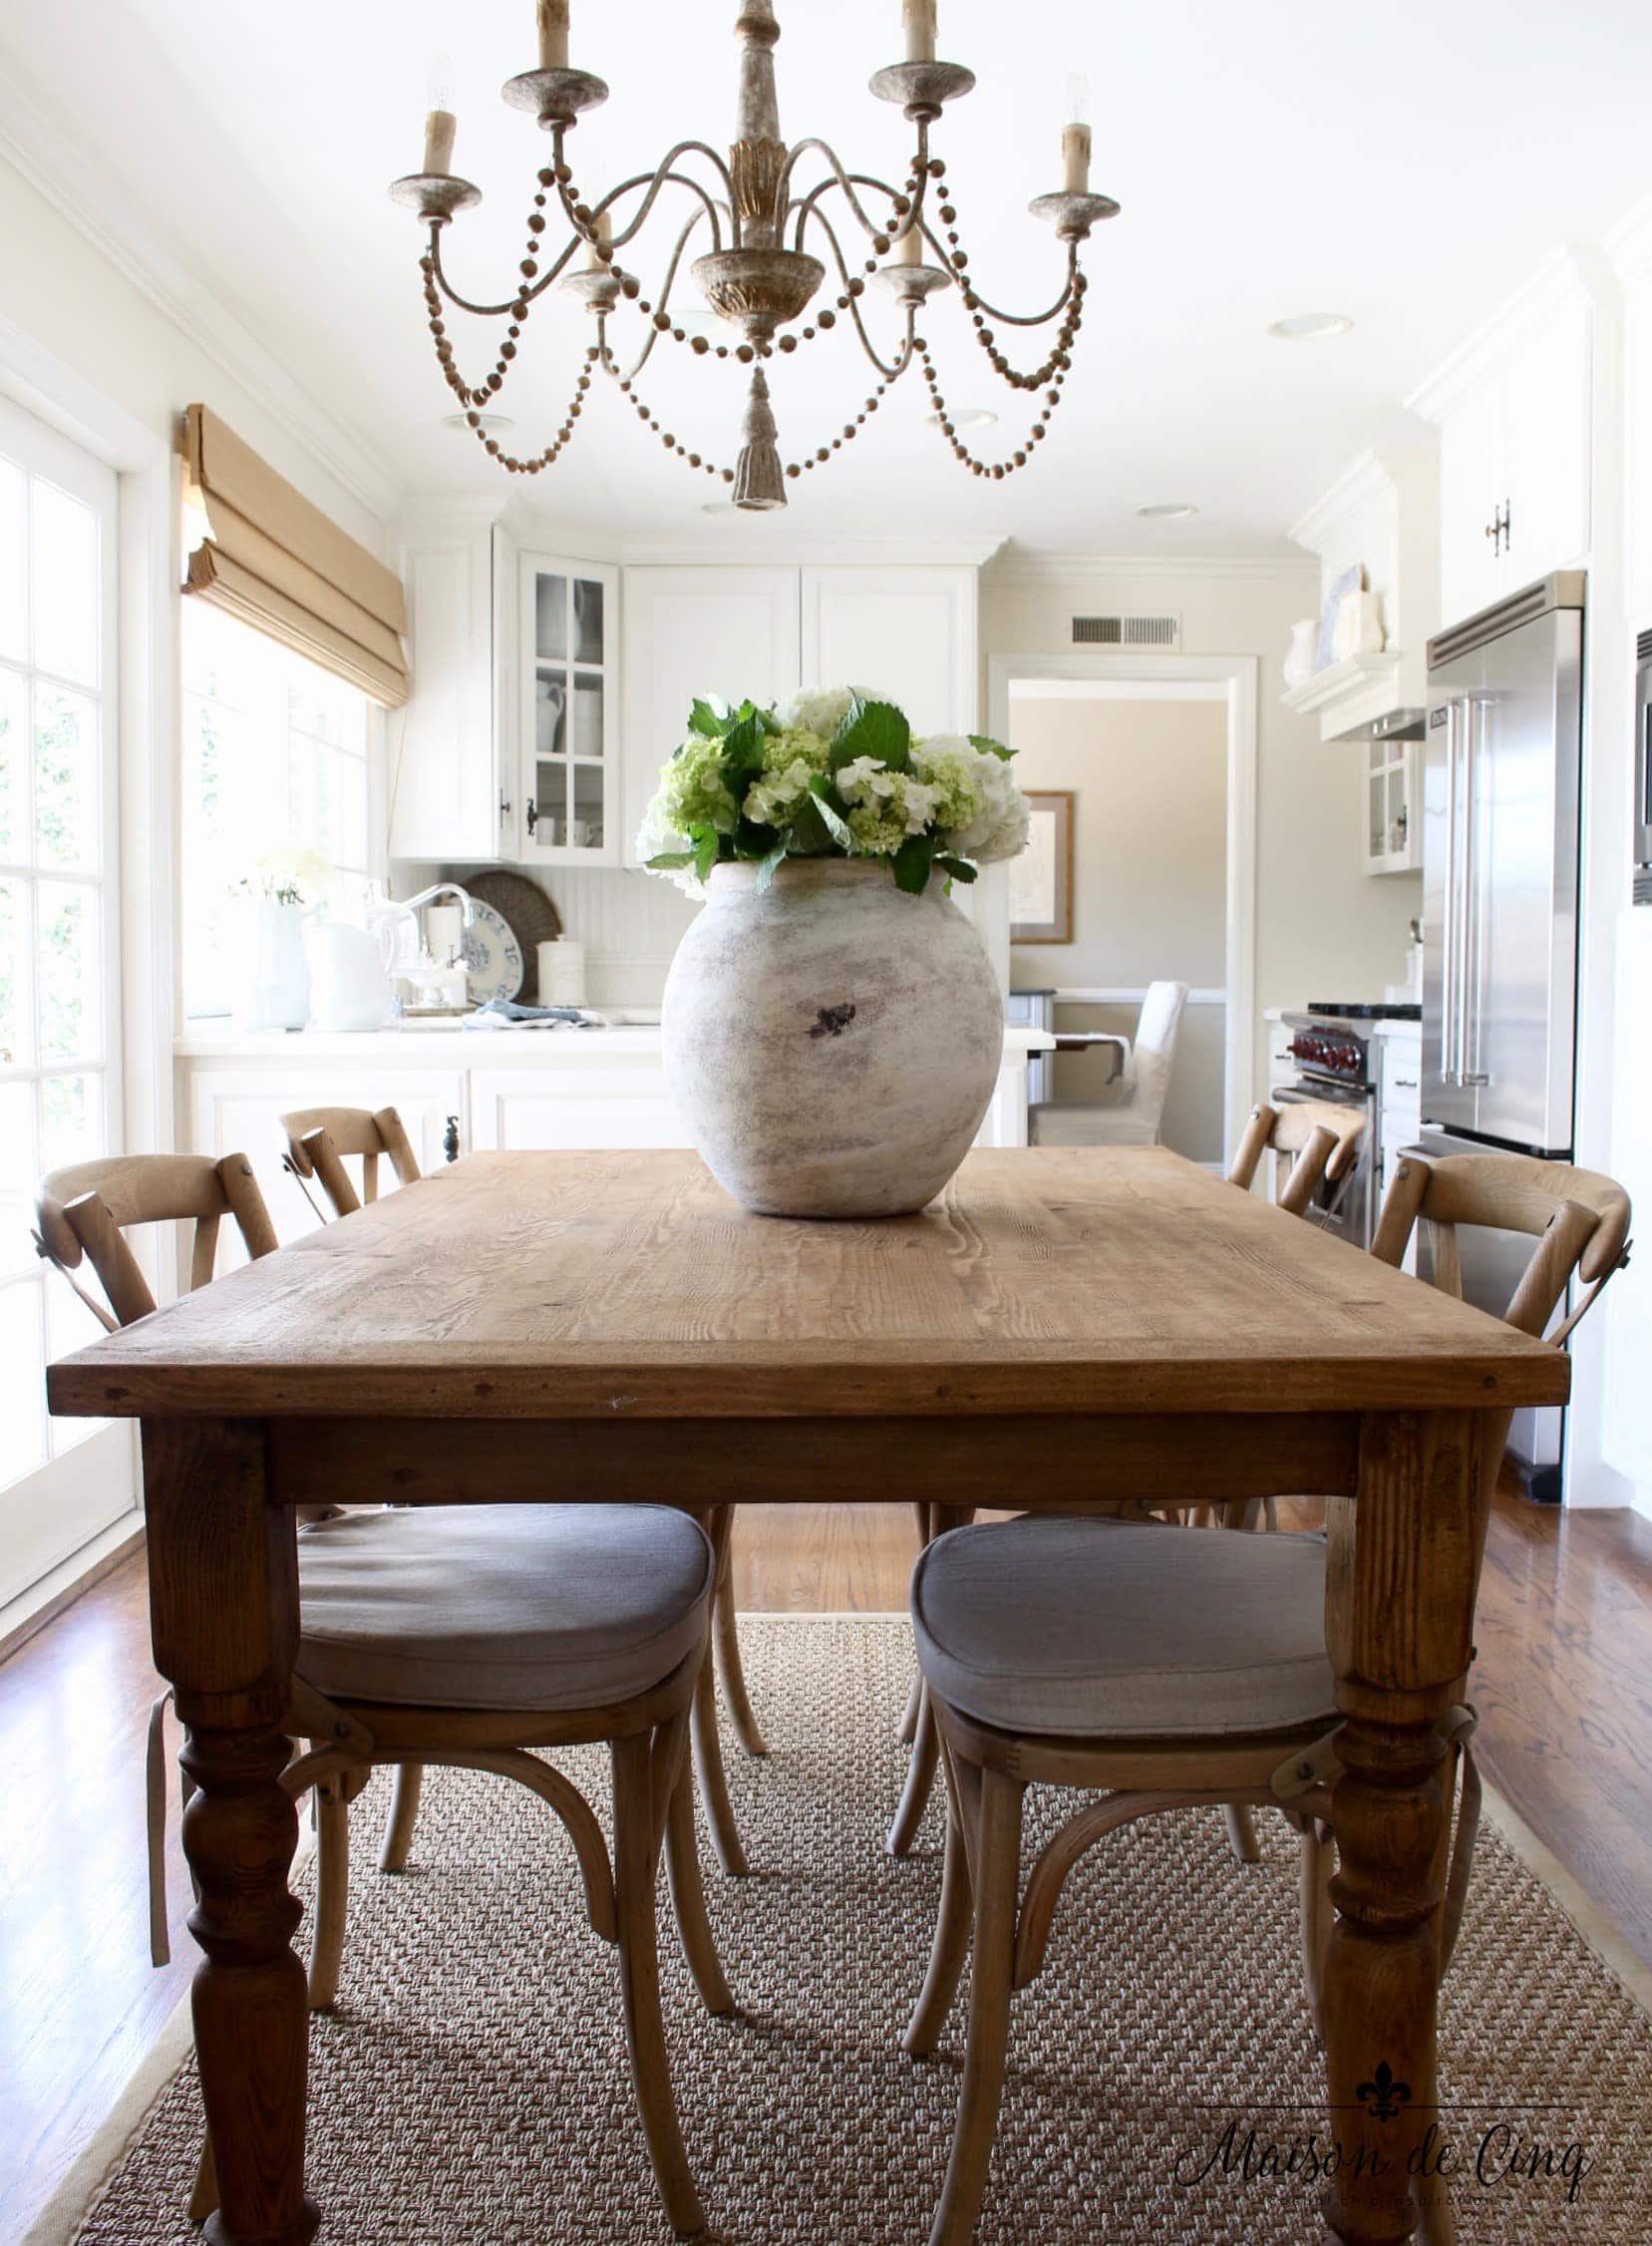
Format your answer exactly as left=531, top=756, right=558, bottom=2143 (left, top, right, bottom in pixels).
left=887, top=1098, right=1367, bottom=1860
left=902, top=1149, right=1629, bottom=2246
left=37, top=1151, right=730, bottom=2239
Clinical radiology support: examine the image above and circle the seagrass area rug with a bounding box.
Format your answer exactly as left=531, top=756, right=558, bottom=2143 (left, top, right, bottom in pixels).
left=51, top=1619, right=1652, bottom=2246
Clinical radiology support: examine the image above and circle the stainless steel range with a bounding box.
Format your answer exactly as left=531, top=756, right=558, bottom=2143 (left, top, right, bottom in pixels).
left=1277, top=1002, right=1419, bottom=1248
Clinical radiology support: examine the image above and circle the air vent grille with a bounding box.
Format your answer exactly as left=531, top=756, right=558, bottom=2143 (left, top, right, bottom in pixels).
left=1072, top=613, right=1181, bottom=648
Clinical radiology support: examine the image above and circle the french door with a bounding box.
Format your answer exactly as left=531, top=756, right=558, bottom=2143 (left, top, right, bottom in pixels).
left=0, top=392, right=132, bottom=1615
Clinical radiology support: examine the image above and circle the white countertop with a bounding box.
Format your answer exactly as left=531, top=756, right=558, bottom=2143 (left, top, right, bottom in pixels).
left=175, top=1022, right=1057, bottom=1062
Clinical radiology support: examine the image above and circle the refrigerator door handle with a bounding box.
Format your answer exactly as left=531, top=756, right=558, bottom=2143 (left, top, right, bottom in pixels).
left=1440, top=697, right=1463, bottom=1088
left=1461, top=697, right=1490, bottom=1088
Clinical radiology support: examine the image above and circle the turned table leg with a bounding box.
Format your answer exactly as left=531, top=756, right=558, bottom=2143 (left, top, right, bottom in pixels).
left=146, top=1418, right=316, bottom=2246
left=1321, top=1409, right=1487, bottom=2246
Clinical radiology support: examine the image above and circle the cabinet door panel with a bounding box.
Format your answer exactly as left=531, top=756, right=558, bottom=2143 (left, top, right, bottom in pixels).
left=389, top=528, right=501, bottom=860
left=800, top=565, right=979, bottom=735
left=620, top=567, right=800, bottom=865
left=1438, top=375, right=1506, bottom=628
left=469, top=1064, right=691, bottom=1150
left=1504, top=298, right=1591, bottom=582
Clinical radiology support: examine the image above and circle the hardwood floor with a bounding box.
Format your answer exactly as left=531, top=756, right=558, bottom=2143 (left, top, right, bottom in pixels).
left=2, top=1489, right=1649, bottom=2240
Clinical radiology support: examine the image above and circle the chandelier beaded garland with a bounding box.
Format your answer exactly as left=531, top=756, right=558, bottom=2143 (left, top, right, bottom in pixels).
left=389, top=0, right=1118, bottom=510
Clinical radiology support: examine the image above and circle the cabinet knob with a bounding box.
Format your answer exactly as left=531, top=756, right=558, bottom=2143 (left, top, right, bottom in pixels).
left=498, top=792, right=511, bottom=821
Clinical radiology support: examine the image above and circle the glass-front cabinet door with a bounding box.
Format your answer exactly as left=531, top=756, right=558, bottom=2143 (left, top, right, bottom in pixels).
left=518, top=554, right=619, bottom=865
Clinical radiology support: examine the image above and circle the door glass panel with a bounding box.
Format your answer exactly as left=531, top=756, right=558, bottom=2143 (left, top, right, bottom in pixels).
left=36, top=880, right=100, bottom=1064
left=0, top=1078, right=37, bottom=1281
left=535, top=669, right=567, bottom=757
left=31, top=480, right=98, bottom=688
left=0, top=663, right=24, bottom=859
left=572, top=578, right=604, bottom=664
left=0, top=458, right=23, bottom=666
left=571, top=763, right=604, bottom=850
left=34, top=683, right=99, bottom=872
left=0, top=876, right=31, bottom=1067
left=534, top=573, right=567, bottom=662
left=571, top=670, right=603, bottom=759
left=0, top=1281, right=48, bottom=1489
left=533, top=763, right=564, bottom=846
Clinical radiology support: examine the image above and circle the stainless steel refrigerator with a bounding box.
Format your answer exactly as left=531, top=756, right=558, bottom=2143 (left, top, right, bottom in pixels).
left=1421, top=571, right=1584, bottom=1492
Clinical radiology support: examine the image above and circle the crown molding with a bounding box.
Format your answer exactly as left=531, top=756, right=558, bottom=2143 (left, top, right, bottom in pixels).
left=984, top=547, right=1315, bottom=585
left=617, top=532, right=1007, bottom=567
left=1607, top=194, right=1652, bottom=289
left=1288, top=442, right=1436, bottom=555
left=1406, top=246, right=1600, bottom=425
left=0, top=53, right=401, bottom=527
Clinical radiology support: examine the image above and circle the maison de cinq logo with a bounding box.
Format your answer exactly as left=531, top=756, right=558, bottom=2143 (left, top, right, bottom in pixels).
left=1173, top=2058, right=1594, bottom=2211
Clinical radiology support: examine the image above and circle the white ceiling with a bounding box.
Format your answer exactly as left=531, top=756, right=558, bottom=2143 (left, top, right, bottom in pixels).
left=3, top=1, right=1650, bottom=554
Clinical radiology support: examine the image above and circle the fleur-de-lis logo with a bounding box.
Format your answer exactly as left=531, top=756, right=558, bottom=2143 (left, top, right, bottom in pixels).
left=1356, top=2061, right=1413, bottom=2124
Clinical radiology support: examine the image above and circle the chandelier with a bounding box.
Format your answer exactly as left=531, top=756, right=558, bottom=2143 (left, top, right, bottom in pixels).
left=390, top=0, right=1117, bottom=510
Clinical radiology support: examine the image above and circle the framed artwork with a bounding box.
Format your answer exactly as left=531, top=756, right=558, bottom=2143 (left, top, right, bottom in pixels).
left=1009, top=790, right=1074, bottom=945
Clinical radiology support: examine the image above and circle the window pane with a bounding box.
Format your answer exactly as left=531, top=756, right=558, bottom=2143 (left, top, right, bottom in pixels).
left=0, top=663, right=24, bottom=861
left=0, top=876, right=31, bottom=1067
left=534, top=572, right=567, bottom=661
left=40, top=1070, right=102, bottom=1171
left=36, top=880, right=100, bottom=1064
left=571, top=671, right=603, bottom=759
left=573, top=578, right=603, bottom=664
left=31, top=480, right=99, bottom=688
left=0, top=457, right=23, bottom=667
left=34, top=684, right=99, bottom=872
left=46, top=1271, right=112, bottom=1453
left=571, top=763, right=604, bottom=850
left=336, top=751, right=367, bottom=871
left=535, top=669, right=566, bottom=757
left=0, top=1279, right=48, bottom=1490
left=0, top=1077, right=38, bottom=1281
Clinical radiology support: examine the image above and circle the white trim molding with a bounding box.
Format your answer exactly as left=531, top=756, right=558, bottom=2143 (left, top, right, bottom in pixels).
left=985, top=546, right=1316, bottom=586
left=987, top=650, right=1258, bottom=1151
left=1407, top=247, right=1596, bottom=425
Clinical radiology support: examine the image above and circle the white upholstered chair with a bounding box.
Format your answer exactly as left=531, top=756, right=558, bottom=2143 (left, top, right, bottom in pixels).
left=1027, top=979, right=1189, bottom=1147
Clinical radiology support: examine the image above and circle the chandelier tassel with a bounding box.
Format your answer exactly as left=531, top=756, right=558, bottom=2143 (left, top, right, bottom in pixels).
left=733, top=365, right=786, bottom=511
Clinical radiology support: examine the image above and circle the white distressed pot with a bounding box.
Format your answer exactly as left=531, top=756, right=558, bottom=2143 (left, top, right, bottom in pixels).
left=662, top=856, right=1004, bottom=1219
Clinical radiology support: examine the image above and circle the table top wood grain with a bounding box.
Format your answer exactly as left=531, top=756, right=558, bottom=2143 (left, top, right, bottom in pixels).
left=46, top=1147, right=1571, bottom=1422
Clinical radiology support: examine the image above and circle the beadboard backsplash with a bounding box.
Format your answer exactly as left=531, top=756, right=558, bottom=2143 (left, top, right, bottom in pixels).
left=434, top=861, right=698, bottom=1009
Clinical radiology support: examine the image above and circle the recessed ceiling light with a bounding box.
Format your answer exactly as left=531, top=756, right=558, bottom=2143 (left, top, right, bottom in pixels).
left=1135, top=501, right=1199, bottom=520
left=1267, top=312, right=1354, bottom=342
left=701, top=500, right=738, bottom=514
left=441, top=411, right=514, bottom=433
left=925, top=407, right=998, bottom=432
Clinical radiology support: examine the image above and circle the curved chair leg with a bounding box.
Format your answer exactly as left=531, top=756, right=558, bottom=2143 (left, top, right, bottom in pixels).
left=664, top=1760, right=734, bottom=2017
left=904, top=1777, right=973, bottom=2056
left=928, top=1764, right=1025, bottom=2246
left=308, top=1775, right=351, bottom=2012
left=612, top=1730, right=705, bottom=2239
left=1222, top=1802, right=1262, bottom=1865
left=378, top=1762, right=424, bottom=1872
left=188, top=2134, right=218, bottom=2223
left=887, top=1682, right=941, bottom=1857
left=691, top=1639, right=749, bottom=1879
left=897, top=1669, right=923, bottom=1747
left=713, top=1532, right=767, bottom=1759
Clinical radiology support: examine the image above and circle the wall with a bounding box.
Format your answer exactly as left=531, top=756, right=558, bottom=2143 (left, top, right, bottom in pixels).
left=1006, top=688, right=1228, bottom=1162
left=981, top=555, right=1425, bottom=1102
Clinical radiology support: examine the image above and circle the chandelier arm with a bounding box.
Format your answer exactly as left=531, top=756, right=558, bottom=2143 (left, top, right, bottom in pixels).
left=427, top=223, right=586, bottom=318
left=554, top=144, right=734, bottom=254
left=781, top=140, right=922, bottom=247
left=797, top=205, right=919, bottom=382
left=948, top=241, right=1080, bottom=328
left=606, top=207, right=719, bottom=385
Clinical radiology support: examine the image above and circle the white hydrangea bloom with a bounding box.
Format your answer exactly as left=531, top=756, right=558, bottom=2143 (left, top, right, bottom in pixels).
left=744, top=756, right=818, bottom=827
left=913, top=733, right=1031, bottom=864
left=774, top=684, right=890, bottom=739
left=836, top=755, right=898, bottom=802
left=632, top=808, right=706, bottom=898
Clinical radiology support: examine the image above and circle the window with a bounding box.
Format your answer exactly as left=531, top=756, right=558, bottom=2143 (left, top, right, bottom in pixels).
left=179, top=599, right=374, bottom=1019
left=0, top=393, right=130, bottom=1605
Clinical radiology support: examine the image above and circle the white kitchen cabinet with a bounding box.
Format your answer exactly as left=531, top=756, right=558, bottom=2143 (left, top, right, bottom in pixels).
left=389, top=519, right=511, bottom=862
left=1375, top=1022, right=1423, bottom=1274
left=620, top=566, right=801, bottom=866
left=516, top=553, right=621, bottom=867
left=1429, top=292, right=1591, bottom=628
left=800, top=565, right=978, bottom=736
left=1363, top=740, right=1422, bottom=875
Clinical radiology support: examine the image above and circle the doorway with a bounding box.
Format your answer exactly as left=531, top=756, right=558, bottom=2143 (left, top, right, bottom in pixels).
left=988, top=653, right=1257, bottom=1156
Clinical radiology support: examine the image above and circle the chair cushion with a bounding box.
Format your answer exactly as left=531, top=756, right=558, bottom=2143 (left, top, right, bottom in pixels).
left=296, top=1505, right=715, bottom=1712
left=911, top=1516, right=1335, bottom=1739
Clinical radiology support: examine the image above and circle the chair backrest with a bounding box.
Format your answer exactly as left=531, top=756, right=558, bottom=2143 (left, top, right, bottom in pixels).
left=1372, top=1150, right=1631, bottom=1343
left=1121, top=981, right=1188, bottom=1138
left=281, top=1105, right=421, bottom=1220
left=1227, top=1100, right=1365, bottom=1218
left=34, top=1153, right=278, bottom=1329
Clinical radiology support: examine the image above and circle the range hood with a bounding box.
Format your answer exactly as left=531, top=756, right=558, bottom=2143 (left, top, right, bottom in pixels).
left=1329, top=702, right=1426, bottom=746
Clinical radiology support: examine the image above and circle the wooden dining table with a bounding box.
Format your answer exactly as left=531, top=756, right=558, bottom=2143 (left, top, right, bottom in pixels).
left=48, top=1144, right=1570, bottom=2246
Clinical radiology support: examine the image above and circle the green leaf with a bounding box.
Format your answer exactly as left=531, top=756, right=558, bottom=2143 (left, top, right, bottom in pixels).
left=806, top=776, right=855, bottom=848
left=893, top=833, right=935, bottom=894
left=830, top=695, right=910, bottom=776
left=645, top=849, right=696, bottom=870
left=693, top=828, right=722, bottom=884
left=735, top=815, right=781, bottom=856
left=687, top=698, right=726, bottom=739
left=969, top=732, right=1015, bottom=762
left=785, top=796, right=833, bottom=856
left=934, top=853, right=978, bottom=883
left=754, top=839, right=790, bottom=892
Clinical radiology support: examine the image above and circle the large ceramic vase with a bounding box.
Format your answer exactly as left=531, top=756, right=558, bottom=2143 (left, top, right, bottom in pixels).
left=662, top=857, right=1004, bottom=1218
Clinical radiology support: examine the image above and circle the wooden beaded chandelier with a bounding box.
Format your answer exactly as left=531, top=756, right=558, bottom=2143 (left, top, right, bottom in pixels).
left=390, top=0, right=1118, bottom=510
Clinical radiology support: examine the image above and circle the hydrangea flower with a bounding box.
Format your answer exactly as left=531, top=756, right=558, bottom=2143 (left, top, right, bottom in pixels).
left=913, top=734, right=1031, bottom=863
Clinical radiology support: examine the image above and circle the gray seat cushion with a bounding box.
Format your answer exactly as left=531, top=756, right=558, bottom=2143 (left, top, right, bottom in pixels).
left=296, top=1505, right=715, bottom=1712
left=911, top=1516, right=1335, bottom=1739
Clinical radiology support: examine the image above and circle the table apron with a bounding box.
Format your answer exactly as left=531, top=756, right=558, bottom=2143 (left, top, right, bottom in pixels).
left=261, top=1411, right=1365, bottom=1512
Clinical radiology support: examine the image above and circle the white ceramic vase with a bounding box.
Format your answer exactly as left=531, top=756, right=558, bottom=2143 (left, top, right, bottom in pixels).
left=662, top=857, right=1004, bottom=1219
left=238, top=899, right=312, bottom=1032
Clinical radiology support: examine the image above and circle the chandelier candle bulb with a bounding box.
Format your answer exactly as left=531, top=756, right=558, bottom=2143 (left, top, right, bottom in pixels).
left=537, top=0, right=569, bottom=72
left=903, top=0, right=937, bottom=64
left=423, top=108, right=457, bottom=176
left=1062, top=120, right=1092, bottom=195
left=897, top=218, right=924, bottom=265
left=584, top=207, right=612, bottom=270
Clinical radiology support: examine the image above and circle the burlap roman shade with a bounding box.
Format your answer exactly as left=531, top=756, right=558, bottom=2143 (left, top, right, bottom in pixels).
left=180, top=404, right=409, bottom=707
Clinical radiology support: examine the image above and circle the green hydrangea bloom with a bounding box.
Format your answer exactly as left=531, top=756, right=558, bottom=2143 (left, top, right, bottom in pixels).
left=651, top=732, right=739, bottom=836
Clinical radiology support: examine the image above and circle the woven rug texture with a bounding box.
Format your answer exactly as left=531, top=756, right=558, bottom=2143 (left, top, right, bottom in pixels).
left=74, top=1618, right=1650, bottom=2245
